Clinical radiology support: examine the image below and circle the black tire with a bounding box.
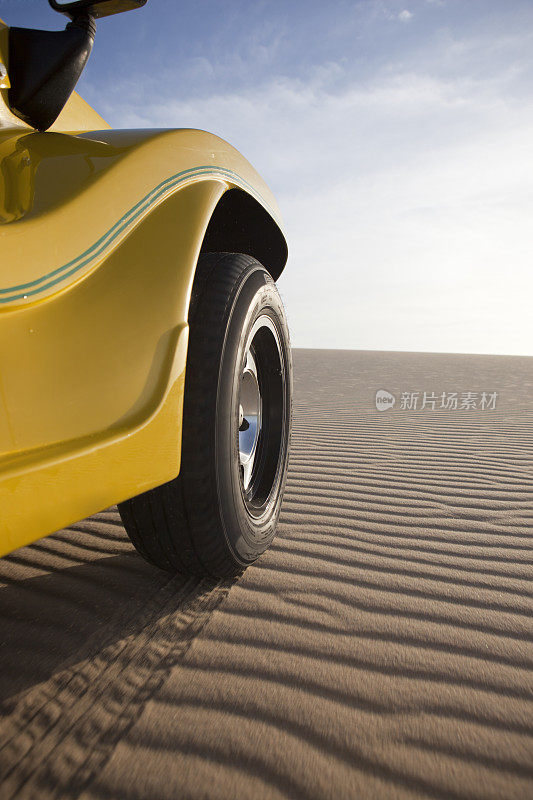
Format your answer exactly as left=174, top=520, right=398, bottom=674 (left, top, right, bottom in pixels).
left=118, top=252, right=292, bottom=577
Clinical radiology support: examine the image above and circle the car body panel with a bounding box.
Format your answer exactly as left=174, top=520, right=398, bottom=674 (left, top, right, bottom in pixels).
left=0, top=19, right=287, bottom=557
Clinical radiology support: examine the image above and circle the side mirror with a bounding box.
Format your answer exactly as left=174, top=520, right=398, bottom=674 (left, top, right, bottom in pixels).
left=49, top=1, right=147, bottom=19
left=7, top=0, right=148, bottom=131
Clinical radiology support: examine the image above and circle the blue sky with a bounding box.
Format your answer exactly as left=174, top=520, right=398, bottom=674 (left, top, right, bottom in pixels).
left=3, top=0, right=533, bottom=354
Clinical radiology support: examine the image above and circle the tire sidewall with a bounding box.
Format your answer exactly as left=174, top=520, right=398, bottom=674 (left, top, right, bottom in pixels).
left=215, top=267, right=292, bottom=565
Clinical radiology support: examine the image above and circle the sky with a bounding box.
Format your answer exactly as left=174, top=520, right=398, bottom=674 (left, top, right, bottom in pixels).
left=3, top=0, right=533, bottom=355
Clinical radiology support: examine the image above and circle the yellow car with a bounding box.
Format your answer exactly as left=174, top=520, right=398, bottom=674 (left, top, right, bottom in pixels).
left=0, top=0, right=292, bottom=577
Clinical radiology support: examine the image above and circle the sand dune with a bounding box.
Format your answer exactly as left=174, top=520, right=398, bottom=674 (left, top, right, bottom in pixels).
left=0, top=349, right=532, bottom=799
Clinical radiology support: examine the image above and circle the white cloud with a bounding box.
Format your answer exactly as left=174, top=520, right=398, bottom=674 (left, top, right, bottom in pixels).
left=398, top=10, right=414, bottom=21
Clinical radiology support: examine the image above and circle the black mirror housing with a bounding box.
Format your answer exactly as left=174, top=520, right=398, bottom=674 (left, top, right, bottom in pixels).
left=49, top=0, right=147, bottom=19
left=8, top=16, right=95, bottom=131
left=8, top=0, right=148, bottom=131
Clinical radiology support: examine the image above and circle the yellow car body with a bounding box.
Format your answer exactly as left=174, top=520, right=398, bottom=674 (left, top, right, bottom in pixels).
left=0, top=18, right=287, bottom=558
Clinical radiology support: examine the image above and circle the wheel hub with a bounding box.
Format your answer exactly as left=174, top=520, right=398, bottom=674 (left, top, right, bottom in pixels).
left=238, top=349, right=261, bottom=490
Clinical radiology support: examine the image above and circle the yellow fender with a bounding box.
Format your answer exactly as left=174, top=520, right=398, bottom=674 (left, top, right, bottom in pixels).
left=0, top=23, right=287, bottom=556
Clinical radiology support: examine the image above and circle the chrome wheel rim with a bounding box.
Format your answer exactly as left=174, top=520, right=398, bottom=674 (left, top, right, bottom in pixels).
left=238, top=348, right=262, bottom=490
left=237, top=314, right=287, bottom=515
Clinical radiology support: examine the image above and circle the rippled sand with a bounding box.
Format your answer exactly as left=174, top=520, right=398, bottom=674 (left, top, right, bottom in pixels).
left=1, top=349, right=532, bottom=799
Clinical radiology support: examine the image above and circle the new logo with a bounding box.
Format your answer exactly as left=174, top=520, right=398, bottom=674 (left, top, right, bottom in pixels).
left=375, top=389, right=396, bottom=411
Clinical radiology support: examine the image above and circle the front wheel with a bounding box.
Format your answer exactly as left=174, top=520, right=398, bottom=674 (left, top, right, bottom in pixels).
left=118, top=252, right=292, bottom=577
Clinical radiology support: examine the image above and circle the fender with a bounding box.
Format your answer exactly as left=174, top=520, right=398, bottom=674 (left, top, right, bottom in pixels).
left=0, top=27, right=287, bottom=555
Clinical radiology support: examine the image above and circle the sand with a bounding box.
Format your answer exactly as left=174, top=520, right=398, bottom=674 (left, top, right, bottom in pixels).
left=0, top=349, right=532, bottom=799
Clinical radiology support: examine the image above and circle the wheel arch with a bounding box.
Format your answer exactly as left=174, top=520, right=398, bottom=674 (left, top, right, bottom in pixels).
left=200, top=187, right=288, bottom=281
